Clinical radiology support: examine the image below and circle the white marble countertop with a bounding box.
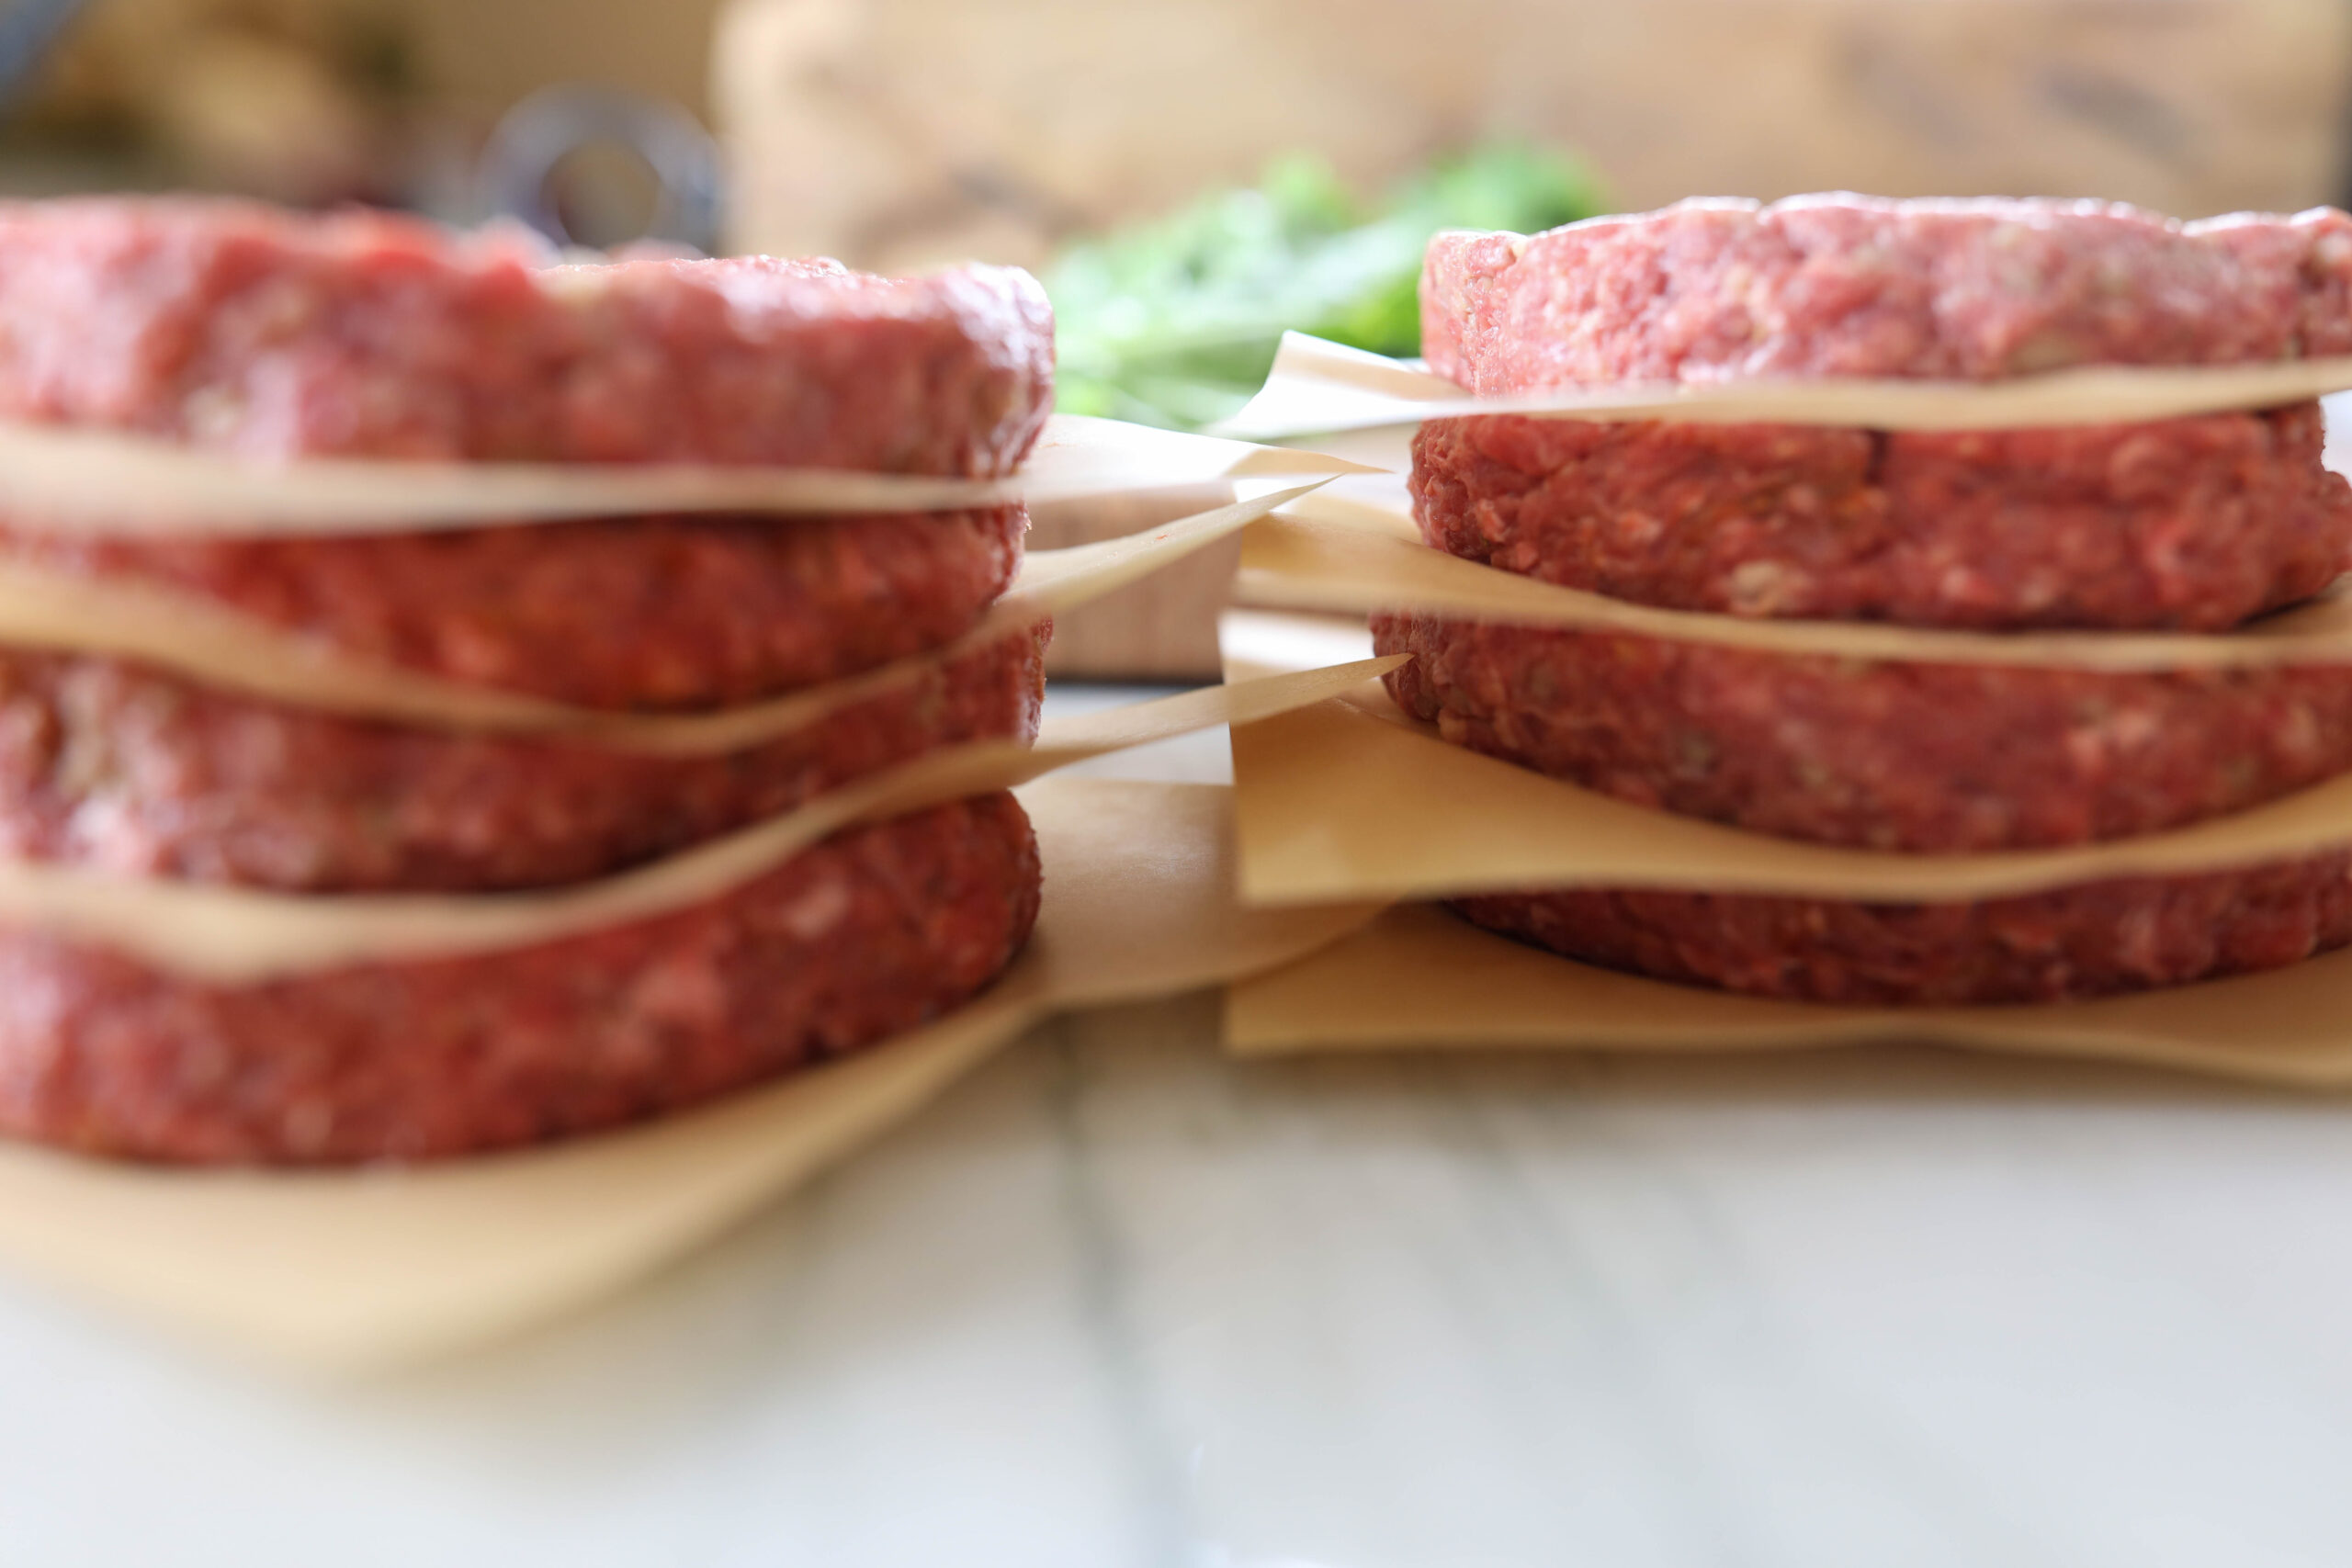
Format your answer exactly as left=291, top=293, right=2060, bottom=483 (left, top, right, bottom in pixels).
left=7, top=686, right=2352, bottom=1566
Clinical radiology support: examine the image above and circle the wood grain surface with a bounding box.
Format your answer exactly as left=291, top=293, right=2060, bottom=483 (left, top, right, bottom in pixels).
left=718, top=0, right=2352, bottom=273
left=1028, top=486, right=1238, bottom=681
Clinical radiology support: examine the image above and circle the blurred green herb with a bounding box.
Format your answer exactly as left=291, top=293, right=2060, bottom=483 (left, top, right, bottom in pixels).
left=1046, top=144, right=1603, bottom=430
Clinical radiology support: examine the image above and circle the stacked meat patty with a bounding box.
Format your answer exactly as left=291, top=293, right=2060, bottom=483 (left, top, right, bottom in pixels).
left=0, top=199, right=1057, bottom=1163
left=1375, top=194, right=2352, bottom=1005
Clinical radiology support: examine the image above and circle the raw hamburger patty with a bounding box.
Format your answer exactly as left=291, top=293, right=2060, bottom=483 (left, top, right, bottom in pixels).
left=1411, top=403, right=2352, bottom=630
left=1422, top=195, right=2352, bottom=389
left=1374, top=613, right=2352, bottom=852
left=1449, top=851, right=2352, bottom=1006
left=0, top=625, right=1045, bottom=894
left=0, top=198, right=1055, bottom=468
left=0, top=793, right=1042, bottom=1165
left=0, top=504, right=1029, bottom=708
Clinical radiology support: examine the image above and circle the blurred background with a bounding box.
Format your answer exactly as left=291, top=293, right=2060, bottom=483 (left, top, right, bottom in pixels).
left=3, top=0, right=2344, bottom=245
left=5, top=0, right=2346, bottom=420
left=4, top=0, right=2346, bottom=673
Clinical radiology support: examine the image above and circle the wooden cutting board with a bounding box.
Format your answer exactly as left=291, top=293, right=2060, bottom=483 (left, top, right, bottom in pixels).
left=717, top=0, right=2352, bottom=275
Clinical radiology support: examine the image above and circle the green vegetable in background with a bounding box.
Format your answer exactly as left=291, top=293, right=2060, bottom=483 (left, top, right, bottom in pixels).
left=1046, top=143, right=1604, bottom=431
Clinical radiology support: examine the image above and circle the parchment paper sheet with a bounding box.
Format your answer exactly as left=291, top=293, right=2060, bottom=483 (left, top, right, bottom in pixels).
left=0, top=483, right=1321, bottom=750
left=1238, top=488, right=2352, bottom=673
left=0, top=656, right=1397, bottom=982
left=1232, top=690, right=2352, bottom=908
left=1224, top=900, right=2352, bottom=1091
left=0, top=413, right=1377, bottom=535
left=0, top=779, right=1385, bottom=1374
left=1220, top=606, right=2352, bottom=911
left=1218, top=331, right=2352, bottom=441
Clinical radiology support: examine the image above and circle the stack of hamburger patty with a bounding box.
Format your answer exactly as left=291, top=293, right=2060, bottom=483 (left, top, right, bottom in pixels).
left=0, top=199, right=1058, bottom=1165
left=1372, top=194, right=2352, bottom=1006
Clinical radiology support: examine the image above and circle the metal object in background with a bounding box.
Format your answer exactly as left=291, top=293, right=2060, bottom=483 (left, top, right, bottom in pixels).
left=475, top=84, right=723, bottom=254
left=0, top=0, right=88, bottom=106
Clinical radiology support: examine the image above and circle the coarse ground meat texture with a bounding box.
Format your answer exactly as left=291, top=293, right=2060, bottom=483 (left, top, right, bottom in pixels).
left=1374, top=613, right=2352, bottom=852
left=1448, top=850, right=2352, bottom=1005
left=0, top=503, right=1028, bottom=708
left=1422, top=196, right=2352, bottom=389
left=0, top=625, right=1045, bottom=894
left=1410, top=403, right=2352, bottom=631
left=0, top=793, right=1041, bottom=1165
left=0, top=198, right=1054, bottom=468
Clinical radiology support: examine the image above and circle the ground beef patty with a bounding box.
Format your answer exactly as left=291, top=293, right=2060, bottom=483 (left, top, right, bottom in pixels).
left=0, top=198, right=1054, bottom=468
left=1417, top=196, right=2352, bottom=631
left=0, top=625, right=1044, bottom=894
left=0, top=201, right=1052, bottom=707
left=1422, top=196, right=2352, bottom=389
left=1411, top=403, right=2352, bottom=631
left=0, top=793, right=1041, bottom=1165
left=1375, top=613, right=2352, bottom=853
left=3, top=504, right=1030, bottom=708
left=1450, top=851, right=2352, bottom=1006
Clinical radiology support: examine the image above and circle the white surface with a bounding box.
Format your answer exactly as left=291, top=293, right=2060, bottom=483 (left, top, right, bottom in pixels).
left=6, top=690, right=2352, bottom=1565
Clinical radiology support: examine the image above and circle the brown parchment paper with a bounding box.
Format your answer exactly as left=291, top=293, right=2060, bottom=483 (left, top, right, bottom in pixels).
left=1224, top=901, right=2352, bottom=1091
left=1217, top=331, right=2352, bottom=441
left=0, top=778, right=1385, bottom=1374
left=1220, top=609, right=2352, bottom=908
left=1230, top=686, right=2352, bottom=908
left=0, top=413, right=1378, bottom=536
left=0, top=484, right=1320, bottom=751
left=0, top=656, right=1398, bottom=983
left=1238, top=502, right=2352, bottom=673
